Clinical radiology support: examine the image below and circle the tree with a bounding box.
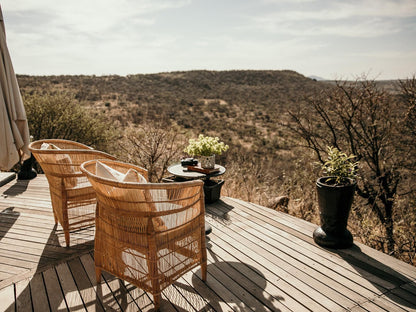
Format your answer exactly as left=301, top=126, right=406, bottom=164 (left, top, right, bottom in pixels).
left=287, top=77, right=410, bottom=254
left=117, top=122, right=186, bottom=182
left=399, top=75, right=416, bottom=164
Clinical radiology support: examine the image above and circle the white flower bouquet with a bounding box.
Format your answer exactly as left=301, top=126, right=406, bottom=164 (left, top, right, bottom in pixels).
left=184, top=134, right=229, bottom=157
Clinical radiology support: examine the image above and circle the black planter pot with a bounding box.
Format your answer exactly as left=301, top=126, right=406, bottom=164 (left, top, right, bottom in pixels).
left=17, top=154, right=37, bottom=180
left=313, top=176, right=356, bottom=248
left=204, top=179, right=224, bottom=203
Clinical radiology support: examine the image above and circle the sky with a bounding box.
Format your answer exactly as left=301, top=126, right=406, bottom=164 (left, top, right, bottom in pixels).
left=1, top=0, right=416, bottom=80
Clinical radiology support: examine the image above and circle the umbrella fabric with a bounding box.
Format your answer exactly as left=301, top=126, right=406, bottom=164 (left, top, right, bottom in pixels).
left=0, top=6, right=30, bottom=171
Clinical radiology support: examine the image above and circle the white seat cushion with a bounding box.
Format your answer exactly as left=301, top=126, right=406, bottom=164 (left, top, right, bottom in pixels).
left=40, top=142, right=60, bottom=150
left=40, top=142, right=77, bottom=188
left=96, top=161, right=147, bottom=183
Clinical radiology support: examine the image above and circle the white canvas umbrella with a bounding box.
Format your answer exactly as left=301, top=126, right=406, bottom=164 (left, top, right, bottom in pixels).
left=0, top=5, right=31, bottom=171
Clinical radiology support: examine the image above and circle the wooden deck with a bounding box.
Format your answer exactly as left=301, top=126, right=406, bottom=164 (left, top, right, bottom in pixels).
left=0, top=175, right=415, bottom=311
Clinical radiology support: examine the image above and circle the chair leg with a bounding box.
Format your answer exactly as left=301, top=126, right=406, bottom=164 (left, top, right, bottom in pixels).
left=201, top=229, right=207, bottom=282
left=64, top=231, right=70, bottom=247
left=153, top=293, right=161, bottom=311
left=201, top=261, right=207, bottom=281
left=95, top=267, right=102, bottom=283
left=53, top=210, right=58, bottom=224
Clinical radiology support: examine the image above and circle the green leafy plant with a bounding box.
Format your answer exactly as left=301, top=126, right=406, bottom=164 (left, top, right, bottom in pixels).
left=184, top=134, right=229, bottom=157
left=24, top=91, right=117, bottom=152
left=321, top=146, right=358, bottom=185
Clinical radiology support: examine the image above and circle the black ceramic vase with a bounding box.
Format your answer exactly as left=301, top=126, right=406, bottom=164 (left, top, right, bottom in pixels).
left=313, top=176, right=356, bottom=248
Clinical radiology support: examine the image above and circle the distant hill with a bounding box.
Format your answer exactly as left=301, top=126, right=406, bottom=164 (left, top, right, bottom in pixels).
left=308, top=75, right=327, bottom=81
left=18, top=70, right=401, bottom=153
left=17, top=70, right=327, bottom=141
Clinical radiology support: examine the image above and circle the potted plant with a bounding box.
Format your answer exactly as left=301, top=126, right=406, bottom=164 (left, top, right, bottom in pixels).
left=313, top=146, right=358, bottom=248
left=184, top=134, right=229, bottom=169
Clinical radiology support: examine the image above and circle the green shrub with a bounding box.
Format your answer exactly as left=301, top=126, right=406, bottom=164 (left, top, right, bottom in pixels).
left=23, top=91, right=117, bottom=152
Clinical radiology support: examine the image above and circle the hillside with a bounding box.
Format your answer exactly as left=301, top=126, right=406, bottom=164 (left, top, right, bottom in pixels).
left=17, top=70, right=326, bottom=155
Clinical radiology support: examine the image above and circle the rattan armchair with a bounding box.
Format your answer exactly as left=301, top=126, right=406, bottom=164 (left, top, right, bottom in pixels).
left=29, top=139, right=116, bottom=247
left=80, top=159, right=207, bottom=311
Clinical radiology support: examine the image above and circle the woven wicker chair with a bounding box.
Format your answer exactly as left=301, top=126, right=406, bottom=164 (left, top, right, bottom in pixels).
left=29, top=139, right=116, bottom=247
left=80, top=159, right=207, bottom=311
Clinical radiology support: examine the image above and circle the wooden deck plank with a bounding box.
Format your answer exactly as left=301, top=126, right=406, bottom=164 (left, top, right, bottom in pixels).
left=80, top=253, right=123, bottom=311
left=0, top=172, right=16, bottom=187
left=5, top=221, right=94, bottom=244
left=0, top=263, right=27, bottom=276
left=55, top=262, right=86, bottom=311
left=0, top=200, right=53, bottom=213
left=218, top=198, right=412, bottom=290
left=0, top=209, right=52, bottom=222
left=208, top=221, right=334, bottom=311
left=67, top=257, right=104, bottom=312
left=390, top=285, right=416, bottom=308
left=206, top=257, right=274, bottom=311
left=206, top=229, right=316, bottom=311
left=1, top=175, right=416, bottom=312
left=178, top=268, right=234, bottom=312
left=0, top=283, right=15, bottom=312
left=201, top=269, right=253, bottom=311
left=0, top=229, right=62, bottom=248
left=172, top=278, right=209, bottom=311
left=0, top=220, right=58, bottom=236
left=29, top=272, right=50, bottom=311
left=78, top=252, right=161, bottom=311
left=159, top=284, right=199, bottom=311
left=380, top=291, right=416, bottom=311
left=0, top=270, right=15, bottom=281
left=349, top=304, right=373, bottom=312
left=208, top=207, right=350, bottom=311
left=0, top=225, right=56, bottom=245
left=184, top=268, right=232, bottom=311
left=242, top=198, right=416, bottom=281
left=115, top=281, right=148, bottom=312
left=98, top=272, right=127, bottom=311
left=370, top=294, right=415, bottom=312
left=206, top=235, right=309, bottom=312
left=173, top=272, right=221, bottom=312
left=205, top=245, right=287, bottom=311
left=401, top=281, right=416, bottom=296
left=0, top=197, right=52, bottom=208
left=122, top=282, right=154, bottom=312
left=0, top=240, right=63, bottom=261
left=15, top=278, right=32, bottom=312
left=362, top=300, right=404, bottom=312
left=43, top=267, right=68, bottom=312
left=0, top=252, right=40, bottom=270
left=218, top=198, right=416, bottom=309
left=76, top=253, right=106, bottom=311
left=218, top=198, right=416, bottom=311
left=211, top=200, right=389, bottom=302
left=0, top=213, right=91, bottom=236
left=0, top=246, right=57, bottom=264
left=0, top=236, right=85, bottom=262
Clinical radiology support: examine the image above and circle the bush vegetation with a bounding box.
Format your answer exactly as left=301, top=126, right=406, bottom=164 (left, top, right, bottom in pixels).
left=23, top=91, right=117, bottom=152
left=115, top=121, right=187, bottom=182
left=18, top=70, right=416, bottom=265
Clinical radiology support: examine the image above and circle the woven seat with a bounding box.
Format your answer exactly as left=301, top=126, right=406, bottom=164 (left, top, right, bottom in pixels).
left=29, top=139, right=116, bottom=246
left=80, top=159, right=207, bottom=311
